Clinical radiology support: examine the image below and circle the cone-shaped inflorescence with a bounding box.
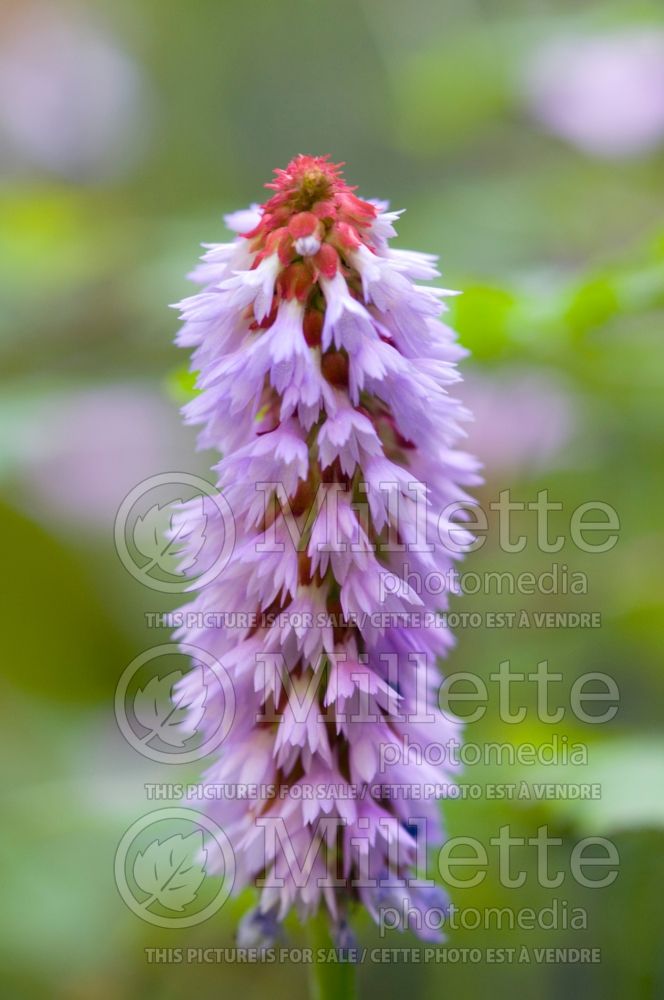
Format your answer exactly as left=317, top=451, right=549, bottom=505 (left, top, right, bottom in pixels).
left=171, top=155, right=480, bottom=944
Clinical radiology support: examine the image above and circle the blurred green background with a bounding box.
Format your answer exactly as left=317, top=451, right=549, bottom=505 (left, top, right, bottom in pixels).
left=2, top=0, right=664, bottom=996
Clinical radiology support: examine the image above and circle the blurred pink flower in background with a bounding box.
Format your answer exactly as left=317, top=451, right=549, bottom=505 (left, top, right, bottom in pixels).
left=525, top=30, right=664, bottom=158
left=15, top=384, right=195, bottom=530
left=0, top=2, right=150, bottom=181
left=459, top=368, right=576, bottom=477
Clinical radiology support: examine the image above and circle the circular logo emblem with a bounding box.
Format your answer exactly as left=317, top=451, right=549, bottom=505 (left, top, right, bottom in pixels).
left=115, top=643, right=236, bottom=763
left=114, top=472, right=236, bottom=593
left=114, top=807, right=236, bottom=927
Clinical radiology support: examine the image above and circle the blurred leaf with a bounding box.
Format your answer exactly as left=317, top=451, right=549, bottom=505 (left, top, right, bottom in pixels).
left=512, top=738, right=664, bottom=834
left=393, top=29, right=515, bottom=152
left=164, top=364, right=199, bottom=404
left=564, top=276, right=621, bottom=337
left=450, top=285, right=516, bottom=359
left=0, top=500, right=130, bottom=700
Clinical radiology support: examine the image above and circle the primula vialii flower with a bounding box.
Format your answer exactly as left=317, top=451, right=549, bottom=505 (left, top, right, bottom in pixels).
left=171, top=155, right=480, bottom=945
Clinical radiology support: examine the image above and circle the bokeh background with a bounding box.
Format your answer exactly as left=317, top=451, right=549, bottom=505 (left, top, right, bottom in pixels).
left=2, top=0, right=664, bottom=997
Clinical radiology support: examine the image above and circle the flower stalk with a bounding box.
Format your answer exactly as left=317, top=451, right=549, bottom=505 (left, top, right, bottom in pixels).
left=171, top=155, right=479, bottom=952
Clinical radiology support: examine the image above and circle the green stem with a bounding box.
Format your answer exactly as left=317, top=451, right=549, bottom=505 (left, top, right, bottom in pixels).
left=306, top=911, right=358, bottom=1000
